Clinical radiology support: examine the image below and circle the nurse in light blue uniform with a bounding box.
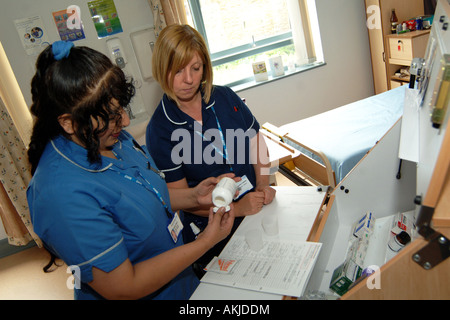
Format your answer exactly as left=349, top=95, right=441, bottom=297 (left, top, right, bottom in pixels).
left=26, top=41, right=235, bottom=300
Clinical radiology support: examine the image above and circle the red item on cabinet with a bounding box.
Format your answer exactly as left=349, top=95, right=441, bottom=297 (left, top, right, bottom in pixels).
left=406, top=19, right=416, bottom=31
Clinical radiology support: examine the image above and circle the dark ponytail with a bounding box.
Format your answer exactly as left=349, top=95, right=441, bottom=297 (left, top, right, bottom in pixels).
left=28, top=46, right=62, bottom=175
left=27, top=43, right=135, bottom=175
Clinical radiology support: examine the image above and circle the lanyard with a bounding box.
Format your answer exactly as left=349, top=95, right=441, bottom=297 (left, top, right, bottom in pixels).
left=194, top=106, right=233, bottom=172
left=110, top=168, right=174, bottom=219
left=132, top=139, right=165, bottom=179
left=110, top=143, right=173, bottom=219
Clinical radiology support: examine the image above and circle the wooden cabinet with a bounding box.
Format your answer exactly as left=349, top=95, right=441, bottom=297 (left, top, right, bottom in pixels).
left=307, top=1, right=450, bottom=299
left=365, top=0, right=425, bottom=94
left=386, top=30, right=430, bottom=88
left=340, top=107, right=450, bottom=299
left=387, top=31, right=429, bottom=62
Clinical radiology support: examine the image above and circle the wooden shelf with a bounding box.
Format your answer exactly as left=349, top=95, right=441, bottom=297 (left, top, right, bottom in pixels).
left=385, top=30, right=430, bottom=89
left=390, top=75, right=410, bottom=82
left=365, top=0, right=426, bottom=94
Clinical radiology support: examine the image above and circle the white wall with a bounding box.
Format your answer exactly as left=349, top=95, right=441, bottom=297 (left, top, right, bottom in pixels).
left=239, top=0, right=375, bottom=126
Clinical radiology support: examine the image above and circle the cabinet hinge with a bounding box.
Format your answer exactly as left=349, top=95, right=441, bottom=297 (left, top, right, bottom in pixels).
left=412, top=206, right=450, bottom=270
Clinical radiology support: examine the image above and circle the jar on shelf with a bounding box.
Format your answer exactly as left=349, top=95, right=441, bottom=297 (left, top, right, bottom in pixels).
left=388, top=231, right=411, bottom=252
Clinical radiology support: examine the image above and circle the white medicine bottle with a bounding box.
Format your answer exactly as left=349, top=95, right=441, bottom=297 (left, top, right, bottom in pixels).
left=212, top=177, right=237, bottom=211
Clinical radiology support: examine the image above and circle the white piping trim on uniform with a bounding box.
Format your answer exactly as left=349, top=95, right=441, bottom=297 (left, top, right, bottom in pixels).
left=51, top=140, right=113, bottom=173
left=246, top=116, right=256, bottom=132
left=160, top=164, right=182, bottom=173
left=77, top=238, right=124, bottom=267
left=205, top=101, right=216, bottom=109
left=162, top=100, right=187, bottom=126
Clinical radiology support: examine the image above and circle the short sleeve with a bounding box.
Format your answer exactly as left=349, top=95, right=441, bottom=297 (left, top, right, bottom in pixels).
left=31, top=185, right=129, bottom=284
left=146, top=115, right=186, bottom=183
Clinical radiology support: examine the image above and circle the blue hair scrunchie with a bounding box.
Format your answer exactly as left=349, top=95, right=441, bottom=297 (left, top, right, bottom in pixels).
left=52, top=41, right=74, bottom=61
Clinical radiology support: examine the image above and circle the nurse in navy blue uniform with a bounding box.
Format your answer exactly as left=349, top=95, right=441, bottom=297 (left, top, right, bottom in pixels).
left=146, top=25, right=276, bottom=271
left=26, top=41, right=235, bottom=300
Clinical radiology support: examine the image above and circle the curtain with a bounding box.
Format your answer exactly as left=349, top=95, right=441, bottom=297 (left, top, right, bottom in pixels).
left=0, top=97, right=41, bottom=247
left=149, top=0, right=188, bottom=37
left=424, top=0, right=437, bottom=15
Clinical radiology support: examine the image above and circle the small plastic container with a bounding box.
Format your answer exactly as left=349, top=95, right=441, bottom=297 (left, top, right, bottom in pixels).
left=245, top=229, right=263, bottom=251
left=212, top=177, right=237, bottom=210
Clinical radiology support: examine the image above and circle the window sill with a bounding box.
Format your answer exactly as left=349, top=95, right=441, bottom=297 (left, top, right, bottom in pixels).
left=230, top=61, right=326, bottom=93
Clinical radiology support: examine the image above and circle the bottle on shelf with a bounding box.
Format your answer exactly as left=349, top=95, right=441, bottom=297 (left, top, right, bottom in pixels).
left=391, top=9, right=399, bottom=34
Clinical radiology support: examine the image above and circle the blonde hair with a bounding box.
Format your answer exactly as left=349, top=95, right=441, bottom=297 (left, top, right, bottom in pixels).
left=152, top=24, right=213, bottom=105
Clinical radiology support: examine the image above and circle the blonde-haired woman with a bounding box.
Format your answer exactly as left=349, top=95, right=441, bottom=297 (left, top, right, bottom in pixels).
left=146, top=25, right=276, bottom=275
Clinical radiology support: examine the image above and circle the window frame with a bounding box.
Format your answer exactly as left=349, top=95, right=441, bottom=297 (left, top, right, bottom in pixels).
left=188, top=0, right=294, bottom=66
left=186, top=0, right=324, bottom=88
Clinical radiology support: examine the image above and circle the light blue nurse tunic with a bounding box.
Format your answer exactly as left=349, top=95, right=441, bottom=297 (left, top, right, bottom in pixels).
left=27, top=131, right=199, bottom=299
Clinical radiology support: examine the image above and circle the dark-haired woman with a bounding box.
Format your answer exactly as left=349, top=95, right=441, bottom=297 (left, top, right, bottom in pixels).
left=26, top=41, right=235, bottom=300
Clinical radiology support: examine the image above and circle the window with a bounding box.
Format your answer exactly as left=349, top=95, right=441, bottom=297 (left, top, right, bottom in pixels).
left=183, top=0, right=324, bottom=88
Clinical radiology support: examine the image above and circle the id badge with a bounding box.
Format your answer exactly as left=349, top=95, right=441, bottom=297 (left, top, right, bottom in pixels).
left=235, top=175, right=253, bottom=200
left=167, top=212, right=184, bottom=243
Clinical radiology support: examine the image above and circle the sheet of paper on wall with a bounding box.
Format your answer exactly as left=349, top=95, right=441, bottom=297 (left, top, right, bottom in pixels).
left=14, top=16, right=50, bottom=56
left=52, top=7, right=86, bottom=42
left=200, top=236, right=322, bottom=298
left=399, top=88, right=420, bottom=162
left=88, top=0, right=123, bottom=39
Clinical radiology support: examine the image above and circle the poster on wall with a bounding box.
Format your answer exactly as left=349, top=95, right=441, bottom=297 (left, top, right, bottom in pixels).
left=52, top=7, right=86, bottom=42
left=14, top=15, right=50, bottom=56
left=87, top=0, right=123, bottom=39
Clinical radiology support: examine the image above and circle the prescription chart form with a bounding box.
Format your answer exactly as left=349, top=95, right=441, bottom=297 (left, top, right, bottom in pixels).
left=190, top=186, right=327, bottom=300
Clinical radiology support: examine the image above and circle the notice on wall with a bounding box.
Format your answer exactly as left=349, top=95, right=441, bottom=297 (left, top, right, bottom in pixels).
left=14, top=15, right=50, bottom=56
left=87, top=0, right=123, bottom=39
left=52, top=6, right=86, bottom=42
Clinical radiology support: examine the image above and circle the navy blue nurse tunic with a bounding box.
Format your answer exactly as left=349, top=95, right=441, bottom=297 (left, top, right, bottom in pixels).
left=146, top=85, right=260, bottom=265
